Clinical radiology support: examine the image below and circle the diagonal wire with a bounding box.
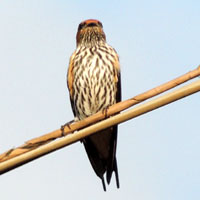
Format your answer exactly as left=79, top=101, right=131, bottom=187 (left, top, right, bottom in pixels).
left=0, top=78, right=199, bottom=175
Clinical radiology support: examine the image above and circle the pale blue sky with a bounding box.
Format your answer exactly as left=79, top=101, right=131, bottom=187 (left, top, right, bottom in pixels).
left=0, top=1, right=200, bottom=200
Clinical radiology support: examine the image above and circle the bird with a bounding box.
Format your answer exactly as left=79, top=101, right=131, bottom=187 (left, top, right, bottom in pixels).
left=67, top=19, right=121, bottom=191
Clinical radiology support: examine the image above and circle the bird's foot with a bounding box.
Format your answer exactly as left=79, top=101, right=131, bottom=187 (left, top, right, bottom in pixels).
left=60, top=120, right=74, bottom=136
left=102, top=105, right=110, bottom=118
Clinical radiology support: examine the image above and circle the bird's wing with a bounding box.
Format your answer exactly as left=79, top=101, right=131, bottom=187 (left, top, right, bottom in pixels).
left=106, top=56, right=121, bottom=188
left=67, top=51, right=76, bottom=116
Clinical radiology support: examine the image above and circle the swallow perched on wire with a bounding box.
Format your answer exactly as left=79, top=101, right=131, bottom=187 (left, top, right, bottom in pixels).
left=67, top=19, right=121, bottom=191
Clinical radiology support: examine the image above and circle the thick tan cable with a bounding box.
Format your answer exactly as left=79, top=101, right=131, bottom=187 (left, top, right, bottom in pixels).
left=0, top=79, right=199, bottom=175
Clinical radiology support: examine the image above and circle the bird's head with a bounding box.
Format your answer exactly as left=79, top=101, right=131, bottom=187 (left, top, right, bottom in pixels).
left=76, top=19, right=106, bottom=47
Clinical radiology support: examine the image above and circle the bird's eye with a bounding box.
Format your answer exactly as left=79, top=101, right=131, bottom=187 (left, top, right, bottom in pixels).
left=98, top=22, right=103, bottom=28
left=78, top=22, right=86, bottom=31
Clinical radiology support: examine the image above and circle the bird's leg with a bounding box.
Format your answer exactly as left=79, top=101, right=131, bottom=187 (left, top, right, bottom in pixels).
left=60, top=120, right=74, bottom=136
